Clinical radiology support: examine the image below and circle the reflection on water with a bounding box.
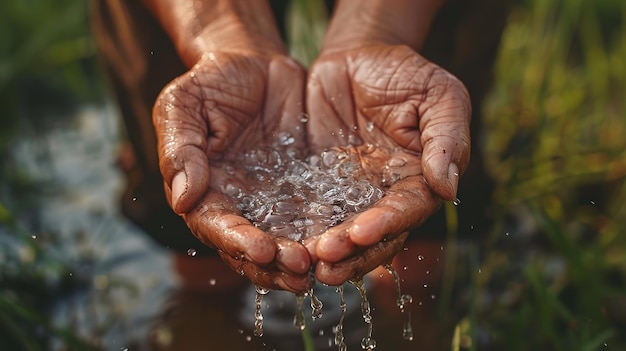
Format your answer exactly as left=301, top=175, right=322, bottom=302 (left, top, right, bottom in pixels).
left=3, top=105, right=445, bottom=350
left=6, top=105, right=176, bottom=349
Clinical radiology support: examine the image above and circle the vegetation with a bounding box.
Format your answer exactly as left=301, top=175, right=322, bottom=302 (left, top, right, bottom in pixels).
left=1, top=0, right=624, bottom=350
left=455, top=0, right=626, bottom=349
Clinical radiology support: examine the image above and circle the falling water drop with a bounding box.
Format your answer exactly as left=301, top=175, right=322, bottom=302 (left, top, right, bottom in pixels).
left=299, top=113, right=309, bottom=123
left=334, top=286, right=347, bottom=351
left=294, top=294, right=306, bottom=331
left=385, top=264, right=414, bottom=341
left=186, top=248, right=197, bottom=257
left=366, top=121, right=375, bottom=132
left=254, top=286, right=269, bottom=337
left=350, top=279, right=377, bottom=350
left=453, top=198, right=461, bottom=206
left=309, top=289, right=324, bottom=320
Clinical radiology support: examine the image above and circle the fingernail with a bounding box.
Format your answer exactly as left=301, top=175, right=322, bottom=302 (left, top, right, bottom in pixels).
left=172, top=172, right=187, bottom=212
left=448, top=162, right=459, bottom=200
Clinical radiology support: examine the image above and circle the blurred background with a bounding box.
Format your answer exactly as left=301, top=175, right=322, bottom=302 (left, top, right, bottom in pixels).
left=1, top=0, right=625, bottom=350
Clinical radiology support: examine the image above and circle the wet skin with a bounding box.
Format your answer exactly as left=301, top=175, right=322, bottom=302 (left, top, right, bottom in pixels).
left=153, top=44, right=471, bottom=292
left=305, top=43, right=471, bottom=286
left=153, top=51, right=314, bottom=292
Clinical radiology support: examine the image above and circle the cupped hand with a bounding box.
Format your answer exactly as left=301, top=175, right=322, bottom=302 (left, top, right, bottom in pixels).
left=305, top=44, right=471, bottom=286
left=153, top=50, right=313, bottom=292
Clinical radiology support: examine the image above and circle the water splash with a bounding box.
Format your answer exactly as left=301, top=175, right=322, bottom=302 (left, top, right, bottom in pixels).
left=309, top=288, right=323, bottom=320
left=219, top=144, right=393, bottom=241
left=254, top=286, right=270, bottom=337
left=350, top=279, right=377, bottom=350
left=385, top=264, right=414, bottom=341
left=334, top=286, right=347, bottom=351
left=294, top=294, right=306, bottom=331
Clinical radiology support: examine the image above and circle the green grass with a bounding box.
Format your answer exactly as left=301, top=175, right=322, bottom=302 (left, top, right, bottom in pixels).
left=466, top=0, right=626, bottom=349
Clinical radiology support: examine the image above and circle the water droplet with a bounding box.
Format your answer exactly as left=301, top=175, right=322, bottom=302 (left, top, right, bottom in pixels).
left=294, top=295, right=306, bottom=331
left=309, top=289, right=323, bottom=320
left=298, top=113, right=309, bottom=123
left=366, top=121, right=375, bottom=132
left=452, top=198, right=461, bottom=206
left=387, top=157, right=407, bottom=167
left=120, top=347, right=129, bottom=351
left=187, top=248, right=197, bottom=257
left=209, top=278, right=216, bottom=286
left=254, top=285, right=267, bottom=336
left=31, top=235, right=37, bottom=240
left=164, top=102, right=174, bottom=112
left=351, top=279, right=376, bottom=349
left=431, top=294, right=437, bottom=300
left=278, top=133, right=295, bottom=146
left=417, top=255, right=424, bottom=261
left=245, top=336, right=252, bottom=342
left=334, top=286, right=347, bottom=351
left=132, top=197, right=137, bottom=202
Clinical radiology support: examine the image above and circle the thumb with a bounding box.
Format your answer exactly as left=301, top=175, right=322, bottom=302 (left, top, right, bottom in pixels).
left=153, top=83, right=211, bottom=214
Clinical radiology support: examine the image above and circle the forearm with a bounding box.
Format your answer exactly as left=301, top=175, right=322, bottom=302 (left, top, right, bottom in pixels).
left=141, top=0, right=285, bottom=67
left=322, top=0, right=445, bottom=54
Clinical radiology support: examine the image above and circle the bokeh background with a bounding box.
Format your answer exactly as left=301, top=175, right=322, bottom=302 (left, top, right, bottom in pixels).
left=1, top=0, right=625, bottom=350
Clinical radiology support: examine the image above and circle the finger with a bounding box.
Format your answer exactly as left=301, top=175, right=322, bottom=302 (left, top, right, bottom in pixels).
left=302, top=235, right=321, bottom=264
left=316, top=175, right=440, bottom=262
left=315, top=232, right=409, bottom=286
left=220, top=252, right=314, bottom=293
left=274, top=237, right=311, bottom=275
left=153, top=80, right=211, bottom=214
left=306, top=59, right=357, bottom=151
left=418, top=68, right=471, bottom=201
left=183, top=190, right=277, bottom=265
left=265, top=57, right=308, bottom=150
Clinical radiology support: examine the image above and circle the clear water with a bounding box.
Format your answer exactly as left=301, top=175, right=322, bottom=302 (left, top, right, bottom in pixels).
left=216, top=144, right=388, bottom=241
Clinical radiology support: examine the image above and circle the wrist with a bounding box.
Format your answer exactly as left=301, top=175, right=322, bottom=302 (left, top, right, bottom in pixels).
left=143, top=0, right=285, bottom=67
left=320, top=0, right=444, bottom=55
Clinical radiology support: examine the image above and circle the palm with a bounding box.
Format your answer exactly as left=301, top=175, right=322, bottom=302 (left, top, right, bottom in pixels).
left=153, top=52, right=313, bottom=292
left=306, top=44, right=471, bottom=285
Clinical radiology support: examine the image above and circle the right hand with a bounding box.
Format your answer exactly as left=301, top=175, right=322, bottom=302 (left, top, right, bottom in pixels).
left=152, top=50, right=314, bottom=293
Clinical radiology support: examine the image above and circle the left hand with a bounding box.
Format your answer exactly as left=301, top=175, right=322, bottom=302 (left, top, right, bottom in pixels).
left=304, top=43, right=471, bottom=286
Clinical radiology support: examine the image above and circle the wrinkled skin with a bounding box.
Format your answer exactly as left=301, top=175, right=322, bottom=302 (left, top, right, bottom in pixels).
left=305, top=44, right=471, bottom=286
left=153, top=43, right=471, bottom=292
left=152, top=51, right=314, bottom=292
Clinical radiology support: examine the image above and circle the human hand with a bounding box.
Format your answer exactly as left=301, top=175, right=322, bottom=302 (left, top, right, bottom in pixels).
left=153, top=50, right=314, bottom=293
left=305, top=43, right=471, bottom=286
